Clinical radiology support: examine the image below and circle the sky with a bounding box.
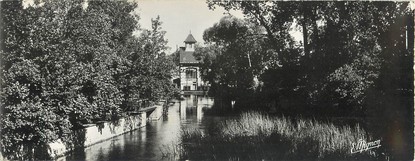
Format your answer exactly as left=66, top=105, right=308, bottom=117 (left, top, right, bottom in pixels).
left=134, top=0, right=245, bottom=54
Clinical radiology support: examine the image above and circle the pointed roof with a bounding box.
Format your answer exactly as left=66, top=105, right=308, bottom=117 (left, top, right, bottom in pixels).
left=184, top=33, right=197, bottom=43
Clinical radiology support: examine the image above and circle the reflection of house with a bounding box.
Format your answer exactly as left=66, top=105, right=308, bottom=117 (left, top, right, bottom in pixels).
left=179, top=95, right=213, bottom=121
left=179, top=33, right=206, bottom=91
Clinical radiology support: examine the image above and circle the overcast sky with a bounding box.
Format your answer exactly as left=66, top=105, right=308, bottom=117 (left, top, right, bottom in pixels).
left=134, top=0, right=245, bottom=54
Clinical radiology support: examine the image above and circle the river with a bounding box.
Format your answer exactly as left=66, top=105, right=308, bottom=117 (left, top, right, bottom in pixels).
left=66, top=95, right=216, bottom=161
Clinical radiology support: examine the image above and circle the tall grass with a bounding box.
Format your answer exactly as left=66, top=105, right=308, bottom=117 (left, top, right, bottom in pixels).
left=159, top=141, right=183, bottom=160
left=179, top=111, right=379, bottom=160
left=220, top=111, right=371, bottom=158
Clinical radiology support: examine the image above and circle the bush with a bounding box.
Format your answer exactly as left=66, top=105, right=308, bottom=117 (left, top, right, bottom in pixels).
left=0, top=1, right=174, bottom=159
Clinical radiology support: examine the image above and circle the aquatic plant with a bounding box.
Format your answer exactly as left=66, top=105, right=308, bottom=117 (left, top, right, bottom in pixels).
left=179, top=111, right=380, bottom=160
left=159, top=141, right=183, bottom=160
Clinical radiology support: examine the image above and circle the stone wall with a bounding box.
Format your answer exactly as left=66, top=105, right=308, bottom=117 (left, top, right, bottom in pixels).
left=148, top=100, right=165, bottom=120
left=48, top=112, right=147, bottom=159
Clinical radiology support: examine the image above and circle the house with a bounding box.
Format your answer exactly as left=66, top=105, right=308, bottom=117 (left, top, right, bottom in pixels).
left=179, top=33, right=206, bottom=91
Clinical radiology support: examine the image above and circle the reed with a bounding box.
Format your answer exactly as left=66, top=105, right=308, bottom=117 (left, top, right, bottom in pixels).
left=159, top=141, right=184, bottom=160
left=180, top=111, right=378, bottom=160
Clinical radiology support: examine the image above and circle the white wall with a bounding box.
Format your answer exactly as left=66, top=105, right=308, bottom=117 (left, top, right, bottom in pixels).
left=180, top=66, right=202, bottom=90
left=48, top=112, right=147, bottom=159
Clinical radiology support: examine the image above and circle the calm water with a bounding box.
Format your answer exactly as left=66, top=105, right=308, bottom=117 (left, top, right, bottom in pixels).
left=66, top=95, right=216, bottom=161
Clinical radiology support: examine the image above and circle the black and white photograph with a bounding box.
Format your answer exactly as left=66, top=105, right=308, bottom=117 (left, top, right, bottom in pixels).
left=0, top=0, right=414, bottom=160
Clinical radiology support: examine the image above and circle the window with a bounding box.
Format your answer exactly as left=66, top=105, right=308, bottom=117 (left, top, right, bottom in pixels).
left=183, top=86, right=190, bottom=91
left=186, top=69, right=197, bottom=79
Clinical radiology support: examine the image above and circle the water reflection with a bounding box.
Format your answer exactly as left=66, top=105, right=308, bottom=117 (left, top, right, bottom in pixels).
left=179, top=95, right=212, bottom=122
left=66, top=95, right=214, bottom=161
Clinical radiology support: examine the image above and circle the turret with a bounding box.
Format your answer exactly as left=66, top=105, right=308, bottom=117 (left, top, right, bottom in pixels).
left=184, top=33, right=197, bottom=52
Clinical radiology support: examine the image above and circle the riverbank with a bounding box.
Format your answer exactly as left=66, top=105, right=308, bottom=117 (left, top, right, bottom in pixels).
left=179, top=111, right=383, bottom=160
left=47, top=101, right=166, bottom=160
left=49, top=112, right=147, bottom=159
left=64, top=96, right=214, bottom=160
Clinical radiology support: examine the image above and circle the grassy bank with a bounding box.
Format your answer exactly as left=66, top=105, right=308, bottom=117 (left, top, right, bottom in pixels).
left=179, top=111, right=381, bottom=160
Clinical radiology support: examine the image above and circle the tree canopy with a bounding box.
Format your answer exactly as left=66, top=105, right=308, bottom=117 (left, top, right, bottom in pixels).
left=205, top=1, right=413, bottom=113
left=0, top=0, right=175, bottom=159
left=204, top=1, right=413, bottom=159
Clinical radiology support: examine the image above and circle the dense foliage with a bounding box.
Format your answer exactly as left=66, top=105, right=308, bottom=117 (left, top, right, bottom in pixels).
left=0, top=0, right=174, bottom=159
left=203, top=2, right=414, bottom=113
left=203, top=2, right=413, bottom=159
left=195, top=16, right=269, bottom=109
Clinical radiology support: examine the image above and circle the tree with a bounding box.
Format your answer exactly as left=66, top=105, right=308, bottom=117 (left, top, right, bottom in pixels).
left=206, top=2, right=306, bottom=113
left=118, top=15, right=175, bottom=112
left=0, top=0, right=143, bottom=159
left=207, top=1, right=414, bottom=159
left=363, top=3, right=414, bottom=159
left=207, top=1, right=411, bottom=115
left=198, top=16, right=269, bottom=109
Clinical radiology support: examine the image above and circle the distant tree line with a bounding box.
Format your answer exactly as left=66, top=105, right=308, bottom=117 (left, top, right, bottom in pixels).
left=200, top=1, right=413, bottom=115
left=197, top=2, right=413, bottom=159
left=0, top=0, right=175, bottom=159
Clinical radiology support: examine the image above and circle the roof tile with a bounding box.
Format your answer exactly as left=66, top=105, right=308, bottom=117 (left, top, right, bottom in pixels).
left=180, top=51, right=200, bottom=64
left=184, top=34, right=197, bottom=43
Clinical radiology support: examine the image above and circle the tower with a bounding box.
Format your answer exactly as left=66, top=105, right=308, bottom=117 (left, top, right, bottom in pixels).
left=184, top=33, right=197, bottom=51
left=179, top=33, right=202, bottom=91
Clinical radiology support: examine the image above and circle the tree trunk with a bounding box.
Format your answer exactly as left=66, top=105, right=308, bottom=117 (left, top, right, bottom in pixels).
left=302, top=4, right=309, bottom=58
